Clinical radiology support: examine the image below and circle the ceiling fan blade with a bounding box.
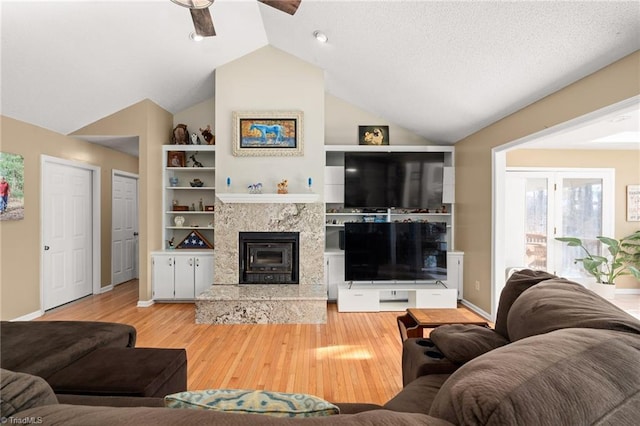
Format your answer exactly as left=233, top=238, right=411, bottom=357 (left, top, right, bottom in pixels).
left=258, top=0, right=301, bottom=15
left=190, top=8, right=216, bottom=37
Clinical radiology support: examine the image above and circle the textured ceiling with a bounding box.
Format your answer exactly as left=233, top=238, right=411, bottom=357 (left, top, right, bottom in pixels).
left=1, top=0, right=639, bottom=150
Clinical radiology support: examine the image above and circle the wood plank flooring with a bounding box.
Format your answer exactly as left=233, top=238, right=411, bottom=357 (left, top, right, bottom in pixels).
left=38, top=281, right=406, bottom=405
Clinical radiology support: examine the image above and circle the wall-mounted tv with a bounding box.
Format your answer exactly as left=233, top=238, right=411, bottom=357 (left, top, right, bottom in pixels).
left=344, top=152, right=444, bottom=209
left=345, top=222, right=447, bottom=282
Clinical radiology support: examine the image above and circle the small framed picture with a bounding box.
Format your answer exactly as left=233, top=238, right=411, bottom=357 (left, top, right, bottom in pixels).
left=358, top=126, right=389, bottom=145
left=627, top=184, right=640, bottom=221
left=167, top=151, right=186, bottom=167
left=233, top=111, right=304, bottom=156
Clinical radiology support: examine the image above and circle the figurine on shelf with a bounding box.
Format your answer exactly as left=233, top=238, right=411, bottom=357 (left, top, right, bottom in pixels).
left=190, top=133, right=201, bottom=145
left=248, top=183, right=263, bottom=194
left=171, top=124, right=189, bottom=145
left=167, top=237, right=175, bottom=249
left=200, top=125, right=214, bottom=145
left=198, top=198, right=204, bottom=211
left=189, top=152, right=204, bottom=167
left=277, top=179, right=288, bottom=194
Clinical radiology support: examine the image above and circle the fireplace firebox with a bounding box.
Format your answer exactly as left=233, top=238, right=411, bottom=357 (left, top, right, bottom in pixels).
left=239, top=232, right=299, bottom=284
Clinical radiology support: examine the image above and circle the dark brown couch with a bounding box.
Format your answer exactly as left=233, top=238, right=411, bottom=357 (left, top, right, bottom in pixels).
left=2, top=272, right=640, bottom=424
left=0, top=320, right=187, bottom=398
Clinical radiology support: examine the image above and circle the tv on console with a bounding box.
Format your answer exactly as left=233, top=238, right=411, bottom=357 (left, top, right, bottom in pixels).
left=344, top=222, right=447, bottom=282
left=344, top=152, right=444, bottom=209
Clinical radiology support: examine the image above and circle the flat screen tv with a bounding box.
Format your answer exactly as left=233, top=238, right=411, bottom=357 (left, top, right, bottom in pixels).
left=344, top=222, right=447, bottom=282
left=344, top=152, right=444, bottom=209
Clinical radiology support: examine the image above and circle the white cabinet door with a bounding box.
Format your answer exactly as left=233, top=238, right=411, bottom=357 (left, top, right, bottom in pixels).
left=325, top=253, right=344, bottom=301
left=153, top=254, right=175, bottom=299
left=174, top=256, right=195, bottom=299
left=446, top=251, right=464, bottom=299
left=194, top=254, right=214, bottom=297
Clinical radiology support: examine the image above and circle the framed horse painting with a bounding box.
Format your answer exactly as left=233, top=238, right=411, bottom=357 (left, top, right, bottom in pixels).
left=232, top=111, right=304, bottom=156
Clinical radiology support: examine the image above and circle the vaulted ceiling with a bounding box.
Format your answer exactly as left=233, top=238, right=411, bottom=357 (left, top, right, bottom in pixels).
left=2, top=0, right=639, bottom=150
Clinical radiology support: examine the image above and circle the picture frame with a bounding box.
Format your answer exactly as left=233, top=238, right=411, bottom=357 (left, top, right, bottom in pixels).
left=0, top=151, right=24, bottom=221
left=232, top=111, right=304, bottom=156
left=627, top=184, right=640, bottom=221
left=358, top=125, right=389, bottom=145
left=167, top=151, right=186, bottom=167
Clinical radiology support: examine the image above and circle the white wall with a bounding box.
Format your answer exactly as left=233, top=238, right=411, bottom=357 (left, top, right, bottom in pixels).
left=214, top=46, right=325, bottom=195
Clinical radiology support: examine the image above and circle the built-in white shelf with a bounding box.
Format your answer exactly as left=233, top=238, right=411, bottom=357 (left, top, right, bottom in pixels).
left=217, top=193, right=320, bottom=204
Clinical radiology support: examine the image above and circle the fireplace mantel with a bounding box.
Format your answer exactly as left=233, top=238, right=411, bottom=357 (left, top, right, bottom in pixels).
left=216, top=193, right=320, bottom=204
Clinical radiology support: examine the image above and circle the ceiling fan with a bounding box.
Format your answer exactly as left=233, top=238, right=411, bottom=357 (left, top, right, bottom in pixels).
left=170, top=0, right=301, bottom=37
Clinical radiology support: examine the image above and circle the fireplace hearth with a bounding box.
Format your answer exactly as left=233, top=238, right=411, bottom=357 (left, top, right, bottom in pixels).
left=239, top=232, right=299, bottom=284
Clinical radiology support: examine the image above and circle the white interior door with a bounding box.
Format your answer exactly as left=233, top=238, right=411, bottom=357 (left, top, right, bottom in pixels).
left=43, top=162, right=93, bottom=310
left=112, top=172, right=138, bottom=285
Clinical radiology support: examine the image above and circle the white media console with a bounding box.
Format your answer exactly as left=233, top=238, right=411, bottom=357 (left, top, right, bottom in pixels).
left=338, top=282, right=457, bottom=312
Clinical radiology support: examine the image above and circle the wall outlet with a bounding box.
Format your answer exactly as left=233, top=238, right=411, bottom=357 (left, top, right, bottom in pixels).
left=474, top=280, right=480, bottom=291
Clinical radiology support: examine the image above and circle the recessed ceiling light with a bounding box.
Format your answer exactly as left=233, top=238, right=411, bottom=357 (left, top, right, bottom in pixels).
left=189, top=32, right=204, bottom=42
left=313, top=30, right=328, bottom=43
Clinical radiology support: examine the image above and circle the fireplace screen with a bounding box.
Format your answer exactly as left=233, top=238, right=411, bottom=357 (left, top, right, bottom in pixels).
left=239, top=232, right=299, bottom=284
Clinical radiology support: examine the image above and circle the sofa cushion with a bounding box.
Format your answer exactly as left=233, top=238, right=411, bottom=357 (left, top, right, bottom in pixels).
left=46, top=347, right=187, bottom=397
left=384, top=374, right=450, bottom=414
left=429, top=328, right=640, bottom=425
left=429, top=324, right=509, bottom=364
left=0, top=321, right=136, bottom=378
left=493, top=269, right=557, bottom=339
left=507, top=279, right=640, bottom=341
left=0, top=369, right=58, bottom=418
left=164, top=389, right=339, bottom=417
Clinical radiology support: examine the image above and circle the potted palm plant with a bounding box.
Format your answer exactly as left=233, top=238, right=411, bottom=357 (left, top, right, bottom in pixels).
left=556, top=230, right=640, bottom=299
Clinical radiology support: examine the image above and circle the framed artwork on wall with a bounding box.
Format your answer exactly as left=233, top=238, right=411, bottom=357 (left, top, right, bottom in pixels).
left=358, top=125, right=389, bottom=145
left=232, top=111, right=304, bottom=156
left=627, top=184, right=640, bottom=221
left=0, top=151, right=25, bottom=221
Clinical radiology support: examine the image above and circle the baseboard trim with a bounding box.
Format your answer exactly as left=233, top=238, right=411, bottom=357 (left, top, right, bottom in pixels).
left=616, top=288, right=640, bottom=295
left=460, top=299, right=492, bottom=321
left=137, top=299, right=154, bottom=308
left=11, top=310, right=43, bottom=321
left=99, top=285, right=114, bottom=294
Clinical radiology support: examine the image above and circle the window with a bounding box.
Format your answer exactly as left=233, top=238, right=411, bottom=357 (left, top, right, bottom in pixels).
left=505, top=169, right=614, bottom=280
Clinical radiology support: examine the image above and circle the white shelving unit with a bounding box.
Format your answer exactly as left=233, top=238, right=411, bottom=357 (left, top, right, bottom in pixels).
left=162, top=145, right=215, bottom=250
left=154, top=145, right=215, bottom=302
left=324, top=145, right=462, bottom=310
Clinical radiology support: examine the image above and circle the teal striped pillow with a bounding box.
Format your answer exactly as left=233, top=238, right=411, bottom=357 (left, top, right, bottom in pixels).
left=164, top=389, right=340, bottom=418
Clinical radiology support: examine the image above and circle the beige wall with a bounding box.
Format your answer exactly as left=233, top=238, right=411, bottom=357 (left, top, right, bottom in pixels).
left=325, top=94, right=435, bottom=146
left=455, top=51, right=640, bottom=313
left=72, top=100, right=173, bottom=304
left=0, top=116, right=138, bottom=320
left=215, top=46, right=325, bottom=194
left=506, top=149, right=640, bottom=289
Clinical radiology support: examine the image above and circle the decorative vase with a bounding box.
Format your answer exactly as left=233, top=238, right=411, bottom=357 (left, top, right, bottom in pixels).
left=588, top=282, right=616, bottom=300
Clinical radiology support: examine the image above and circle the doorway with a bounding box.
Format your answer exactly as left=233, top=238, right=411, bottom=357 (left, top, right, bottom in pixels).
left=41, top=156, right=100, bottom=310
left=111, top=171, right=139, bottom=286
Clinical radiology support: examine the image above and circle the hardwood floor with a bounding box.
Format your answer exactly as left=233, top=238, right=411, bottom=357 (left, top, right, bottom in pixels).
left=38, top=280, right=406, bottom=405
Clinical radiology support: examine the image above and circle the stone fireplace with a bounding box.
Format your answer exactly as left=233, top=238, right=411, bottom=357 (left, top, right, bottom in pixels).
left=195, top=197, right=326, bottom=324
